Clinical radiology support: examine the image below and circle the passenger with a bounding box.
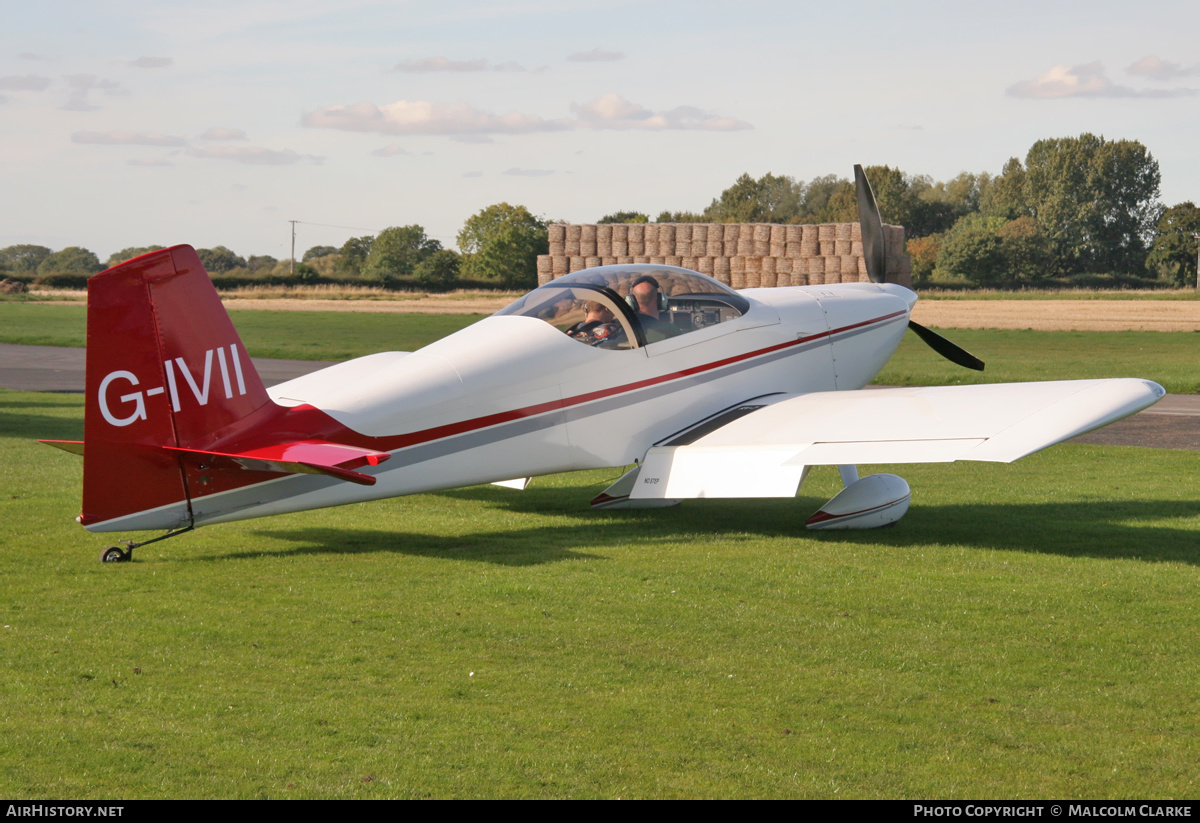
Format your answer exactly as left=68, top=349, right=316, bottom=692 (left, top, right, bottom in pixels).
left=566, top=301, right=625, bottom=347
left=627, top=275, right=680, bottom=341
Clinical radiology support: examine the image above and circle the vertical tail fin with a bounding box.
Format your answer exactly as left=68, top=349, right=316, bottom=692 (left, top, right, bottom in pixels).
left=80, top=245, right=270, bottom=530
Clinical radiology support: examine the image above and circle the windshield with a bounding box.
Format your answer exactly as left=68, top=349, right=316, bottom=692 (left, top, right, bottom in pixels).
left=496, top=264, right=749, bottom=349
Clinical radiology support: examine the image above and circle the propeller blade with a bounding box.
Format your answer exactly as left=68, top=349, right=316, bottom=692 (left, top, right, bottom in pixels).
left=854, top=164, right=886, bottom=284
left=908, top=320, right=985, bottom=371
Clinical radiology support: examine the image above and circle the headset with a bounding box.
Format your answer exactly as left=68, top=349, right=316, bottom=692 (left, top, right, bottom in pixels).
left=625, top=275, right=670, bottom=314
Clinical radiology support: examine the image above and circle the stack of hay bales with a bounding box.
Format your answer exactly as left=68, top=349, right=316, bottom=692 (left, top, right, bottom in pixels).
left=538, top=222, right=911, bottom=289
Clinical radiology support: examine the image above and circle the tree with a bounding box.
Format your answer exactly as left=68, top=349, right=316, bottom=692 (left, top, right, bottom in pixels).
left=106, top=246, right=165, bottom=267
left=196, top=246, right=246, bottom=273
left=0, top=244, right=51, bottom=274
left=795, top=174, right=850, bottom=223
left=302, top=245, right=339, bottom=262
left=413, top=249, right=461, bottom=291
left=905, top=233, right=943, bottom=285
left=1019, top=134, right=1161, bottom=275
left=703, top=172, right=803, bottom=223
left=597, top=211, right=649, bottom=224
left=337, top=235, right=373, bottom=276
left=934, top=213, right=1009, bottom=286
left=457, top=203, right=547, bottom=288
left=36, top=246, right=102, bottom=277
left=246, top=255, right=278, bottom=273
left=362, top=225, right=441, bottom=281
left=1146, top=202, right=1200, bottom=286
left=655, top=210, right=704, bottom=223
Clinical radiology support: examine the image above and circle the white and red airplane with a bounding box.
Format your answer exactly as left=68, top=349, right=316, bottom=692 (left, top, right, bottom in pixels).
left=43, top=168, right=1164, bottom=561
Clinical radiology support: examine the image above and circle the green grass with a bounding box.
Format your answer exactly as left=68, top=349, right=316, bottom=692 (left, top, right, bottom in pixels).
left=1, top=304, right=1197, bottom=393
left=0, top=304, right=483, bottom=361
left=874, top=329, right=1200, bottom=394
left=2, top=389, right=1198, bottom=798
left=917, top=289, right=1200, bottom=300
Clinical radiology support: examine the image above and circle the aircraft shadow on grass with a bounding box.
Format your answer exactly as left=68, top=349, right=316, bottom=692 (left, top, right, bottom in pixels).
left=242, top=483, right=1199, bottom=567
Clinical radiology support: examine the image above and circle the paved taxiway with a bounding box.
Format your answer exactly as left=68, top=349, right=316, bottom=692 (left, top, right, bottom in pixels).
left=2, top=343, right=1197, bottom=450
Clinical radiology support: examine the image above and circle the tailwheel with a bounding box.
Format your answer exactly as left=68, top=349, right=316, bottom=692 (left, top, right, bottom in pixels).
left=96, top=524, right=194, bottom=564
left=100, top=546, right=130, bottom=563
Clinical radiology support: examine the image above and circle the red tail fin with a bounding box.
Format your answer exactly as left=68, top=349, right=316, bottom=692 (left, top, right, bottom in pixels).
left=80, top=245, right=270, bottom=530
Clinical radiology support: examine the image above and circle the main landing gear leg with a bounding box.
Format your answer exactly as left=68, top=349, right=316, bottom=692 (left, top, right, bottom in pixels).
left=99, top=525, right=194, bottom=564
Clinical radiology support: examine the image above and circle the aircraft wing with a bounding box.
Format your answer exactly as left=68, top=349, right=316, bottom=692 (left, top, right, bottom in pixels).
left=607, top=379, right=1164, bottom=502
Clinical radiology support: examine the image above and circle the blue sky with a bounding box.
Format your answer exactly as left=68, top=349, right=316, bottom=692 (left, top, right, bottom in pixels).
left=2, top=0, right=1197, bottom=262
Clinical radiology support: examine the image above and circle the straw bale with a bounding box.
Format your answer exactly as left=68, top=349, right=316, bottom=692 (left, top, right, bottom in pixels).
left=745, top=256, right=761, bottom=273
left=658, top=224, right=675, bottom=248
left=723, top=224, right=740, bottom=242
left=612, top=240, right=628, bottom=256
left=612, top=224, right=628, bottom=243
left=675, top=224, right=692, bottom=243
left=776, top=257, right=792, bottom=275
left=650, top=257, right=666, bottom=265
left=675, top=237, right=692, bottom=257
left=691, top=225, right=707, bottom=245
left=568, top=256, right=585, bottom=273
left=835, top=240, right=851, bottom=256
left=697, top=257, right=714, bottom=275
left=760, top=257, right=777, bottom=288
left=552, top=256, right=568, bottom=276
left=628, top=240, right=645, bottom=256
left=857, top=258, right=867, bottom=279
left=851, top=222, right=862, bottom=242
left=549, top=241, right=565, bottom=257
left=818, top=224, right=835, bottom=242
left=585, top=256, right=601, bottom=269
left=643, top=224, right=659, bottom=244
left=643, top=240, right=659, bottom=257
left=633, top=256, right=649, bottom=264
left=580, top=225, right=597, bottom=257
left=548, top=224, right=565, bottom=243
left=820, top=241, right=837, bottom=257
left=800, top=240, right=819, bottom=257
left=801, top=225, right=818, bottom=245
left=770, top=241, right=785, bottom=258
left=681, top=257, right=697, bottom=270
left=617, top=256, right=634, bottom=265
left=666, top=256, right=682, bottom=267
left=836, top=223, right=852, bottom=242
left=753, top=224, right=771, bottom=242
left=840, top=255, right=857, bottom=276
left=537, top=256, right=552, bottom=274
left=602, top=256, right=618, bottom=267
left=784, top=242, right=800, bottom=259
left=565, top=225, right=582, bottom=256
left=786, top=225, right=802, bottom=244
left=851, top=241, right=863, bottom=257
left=596, top=224, right=612, bottom=254
left=707, top=236, right=724, bottom=257
left=628, top=224, right=644, bottom=242
left=737, top=235, right=755, bottom=256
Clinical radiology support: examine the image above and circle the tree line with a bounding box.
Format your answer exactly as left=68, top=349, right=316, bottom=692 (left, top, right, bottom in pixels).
left=2, top=134, right=1196, bottom=291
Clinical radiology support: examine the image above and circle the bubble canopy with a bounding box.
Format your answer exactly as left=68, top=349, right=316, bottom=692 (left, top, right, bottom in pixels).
left=495, top=265, right=751, bottom=349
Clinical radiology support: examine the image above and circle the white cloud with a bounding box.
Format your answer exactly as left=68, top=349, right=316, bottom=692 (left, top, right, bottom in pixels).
left=568, top=48, right=624, bottom=63
left=73, top=130, right=187, bottom=146
left=0, top=75, right=52, bottom=91
left=371, top=144, right=410, bottom=156
left=1008, top=62, right=1196, bottom=99
left=571, top=93, right=752, bottom=131
left=394, top=57, right=488, bottom=72
left=127, top=158, right=173, bottom=167
left=131, top=57, right=173, bottom=69
left=503, top=168, right=555, bottom=177
left=186, top=145, right=323, bottom=165
left=303, top=94, right=750, bottom=137
left=62, top=74, right=125, bottom=111
left=302, top=100, right=568, bottom=135
left=201, top=127, right=246, bottom=140
left=1128, top=56, right=1200, bottom=81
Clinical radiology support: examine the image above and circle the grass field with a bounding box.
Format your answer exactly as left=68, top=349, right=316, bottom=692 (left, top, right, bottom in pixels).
left=1, top=390, right=1198, bottom=798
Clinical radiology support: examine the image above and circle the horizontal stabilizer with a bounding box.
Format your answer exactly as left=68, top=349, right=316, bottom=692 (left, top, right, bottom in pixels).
left=39, top=440, right=85, bottom=456
left=165, top=440, right=390, bottom=486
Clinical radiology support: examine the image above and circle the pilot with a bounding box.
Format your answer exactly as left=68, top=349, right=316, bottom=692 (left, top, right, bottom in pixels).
left=566, top=301, right=625, bottom=347
left=627, top=275, right=680, bottom=342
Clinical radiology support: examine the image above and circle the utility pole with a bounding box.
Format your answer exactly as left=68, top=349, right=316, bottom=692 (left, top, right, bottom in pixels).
left=290, top=220, right=298, bottom=275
